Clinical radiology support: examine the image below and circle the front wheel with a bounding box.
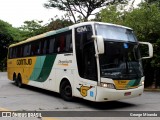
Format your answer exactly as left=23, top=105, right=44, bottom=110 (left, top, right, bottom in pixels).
left=60, top=81, right=73, bottom=101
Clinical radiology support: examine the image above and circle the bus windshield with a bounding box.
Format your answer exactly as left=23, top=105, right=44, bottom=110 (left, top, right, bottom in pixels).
left=95, top=24, right=143, bottom=80
left=96, top=24, right=137, bottom=42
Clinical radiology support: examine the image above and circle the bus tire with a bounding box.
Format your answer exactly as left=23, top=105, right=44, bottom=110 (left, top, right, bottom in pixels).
left=17, top=74, right=23, bottom=88
left=13, top=73, right=17, bottom=85
left=60, top=80, right=73, bottom=101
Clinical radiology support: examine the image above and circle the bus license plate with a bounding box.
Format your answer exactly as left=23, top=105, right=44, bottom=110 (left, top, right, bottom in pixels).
left=124, top=92, right=131, bottom=96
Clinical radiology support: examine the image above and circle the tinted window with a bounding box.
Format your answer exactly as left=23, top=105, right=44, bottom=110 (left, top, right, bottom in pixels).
left=49, top=37, right=56, bottom=53
left=75, top=25, right=97, bottom=81
left=23, top=44, right=31, bottom=57
left=8, top=30, right=72, bottom=58
left=54, top=30, right=72, bottom=53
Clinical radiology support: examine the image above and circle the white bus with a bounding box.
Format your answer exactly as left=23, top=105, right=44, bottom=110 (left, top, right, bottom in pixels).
left=7, top=22, right=153, bottom=101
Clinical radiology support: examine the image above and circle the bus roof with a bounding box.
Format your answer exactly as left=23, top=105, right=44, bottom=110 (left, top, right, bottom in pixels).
left=9, top=21, right=132, bottom=48
left=72, top=21, right=132, bottom=30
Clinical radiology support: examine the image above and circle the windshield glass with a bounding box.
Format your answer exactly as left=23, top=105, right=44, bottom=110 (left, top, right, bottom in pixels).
left=95, top=24, right=143, bottom=80
left=96, top=24, right=137, bottom=42
left=99, top=42, right=143, bottom=79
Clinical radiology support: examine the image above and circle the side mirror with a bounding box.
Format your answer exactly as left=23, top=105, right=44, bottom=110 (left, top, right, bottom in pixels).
left=139, top=42, right=153, bottom=59
left=92, top=35, right=105, bottom=54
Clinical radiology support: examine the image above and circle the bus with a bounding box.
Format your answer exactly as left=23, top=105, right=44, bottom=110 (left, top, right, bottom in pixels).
left=7, top=22, right=153, bottom=102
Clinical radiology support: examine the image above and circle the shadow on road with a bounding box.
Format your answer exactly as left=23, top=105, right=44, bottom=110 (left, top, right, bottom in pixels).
left=10, top=82, right=136, bottom=110
left=73, top=98, right=136, bottom=110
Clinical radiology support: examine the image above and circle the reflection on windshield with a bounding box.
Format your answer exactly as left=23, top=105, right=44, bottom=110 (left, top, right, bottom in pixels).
left=96, top=24, right=137, bottom=42
left=99, top=42, right=143, bottom=80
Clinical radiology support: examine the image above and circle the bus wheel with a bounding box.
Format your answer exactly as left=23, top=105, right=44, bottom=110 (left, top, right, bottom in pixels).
left=13, top=74, right=17, bottom=85
left=17, top=74, right=23, bottom=88
left=60, top=80, right=72, bottom=101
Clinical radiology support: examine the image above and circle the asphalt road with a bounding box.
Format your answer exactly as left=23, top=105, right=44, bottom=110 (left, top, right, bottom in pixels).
left=0, top=72, right=160, bottom=120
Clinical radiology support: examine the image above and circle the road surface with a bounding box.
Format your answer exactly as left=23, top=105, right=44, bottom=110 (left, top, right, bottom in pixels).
left=0, top=72, right=160, bottom=120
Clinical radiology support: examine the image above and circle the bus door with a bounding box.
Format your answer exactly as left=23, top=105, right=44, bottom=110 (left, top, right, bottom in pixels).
left=75, top=25, right=98, bottom=101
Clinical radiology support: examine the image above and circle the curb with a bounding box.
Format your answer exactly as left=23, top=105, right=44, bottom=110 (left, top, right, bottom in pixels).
left=144, top=89, right=160, bottom=92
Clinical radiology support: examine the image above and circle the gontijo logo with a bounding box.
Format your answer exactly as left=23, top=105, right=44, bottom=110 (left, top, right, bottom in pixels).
left=17, top=59, right=32, bottom=65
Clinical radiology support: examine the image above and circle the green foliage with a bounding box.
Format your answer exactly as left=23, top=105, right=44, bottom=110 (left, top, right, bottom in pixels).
left=47, top=17, right=73, bottom=31
left=0, top=19, right=48, bottom=70
left=0, top=20, right=14, bottom=70
left=44, top=0, right=127, bottom=23
left=146, top=0, right=160, bottom=3
left=0, top=20, right=23, bottom=41
left=97, top=5, right=124, bottom=25
left=0, top=33, right=14, bottom=71
left=19, top=20, right=47, bottom=39
left=124, top=3, right=160, bottom=42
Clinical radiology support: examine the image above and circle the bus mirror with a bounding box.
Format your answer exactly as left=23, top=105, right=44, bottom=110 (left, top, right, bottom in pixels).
left=92, top=35, right=104, bottom=54
left=139, top=42, right=153, bottom=59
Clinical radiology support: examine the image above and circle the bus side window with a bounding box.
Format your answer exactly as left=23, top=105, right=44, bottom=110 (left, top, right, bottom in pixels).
left=44, top=40, right=47, bottom=54
left=54, top=37, right=59, bottom=53
left=30, top=41, right=40, bottom=56
left=57, top=30, right=72, bottom=53
left=28, top=44, right=31, bottom=56
left=49, top=37, right=55, bottom=54
left=46, top=38, right=50, bottom=54
left=36, top=41, right=41, bottom=55
left=65, top=32, right=72, bottom=52
left=55, top=34, right=64, bottom=53
left=23, top=44, right=31, bottom=57
left=13, top=47, right=17, bottom=58
left=51, top=30, right=72, bottom=54
left=31, top=43, right=36, bottom=55
left=23, top=44, right=28, bottom=57
left=57, top=35, right=65, bottom=53
left=21, top=46, right=24, bottom=57
left=40, top=39, right=45, bottom=55
left=17, top=46, right=21, bottom=57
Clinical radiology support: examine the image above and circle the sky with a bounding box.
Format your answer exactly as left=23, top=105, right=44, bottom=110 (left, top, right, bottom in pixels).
left=0, top=0, right=63, bottom=27
left=0, top=0, right=142, bottom=28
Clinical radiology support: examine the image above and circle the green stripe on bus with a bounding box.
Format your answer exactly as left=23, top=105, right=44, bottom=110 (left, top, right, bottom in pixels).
left=127, top=79, right=140, bottom=87
left=46, top=27, right=69, bottom=37
left=36, top=54, right=57, bottom=82
left=56, top=27, right=69, bottom=34
left=29, top=56, right=46, bottom=80
left=132, top=79, right=141, bottom=86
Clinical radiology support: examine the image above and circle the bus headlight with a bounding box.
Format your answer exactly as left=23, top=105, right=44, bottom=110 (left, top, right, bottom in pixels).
left=140, top=81, right=144, bottom=86
left=100, top=82, right=115, bottom=89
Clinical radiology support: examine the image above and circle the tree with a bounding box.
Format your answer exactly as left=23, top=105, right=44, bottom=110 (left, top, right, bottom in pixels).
left=96, top=5, right=124, bottom=24
left=0, top=33, right=14, bottom=71
left=0, top=20, right=23, bottom=41
left=145, top=0, right=160, bottom=3
left=0, top=20, right=19, bottom=71
left=44, top=0, right=127, bottom=23
left=47, top=17, right=73, bottom=31
left=19, top=20, right=47, bottom=38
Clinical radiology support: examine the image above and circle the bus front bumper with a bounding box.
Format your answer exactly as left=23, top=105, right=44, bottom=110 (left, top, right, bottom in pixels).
left=95, top=85, right=144, bottom=102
